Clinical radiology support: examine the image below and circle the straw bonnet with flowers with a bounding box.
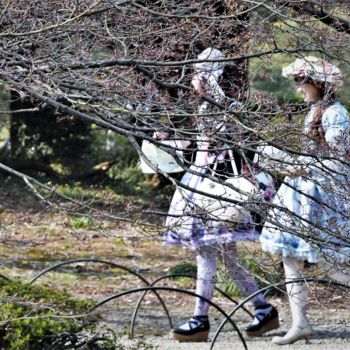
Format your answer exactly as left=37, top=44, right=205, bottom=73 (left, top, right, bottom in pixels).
left=282, top=56, right=343, bottom=87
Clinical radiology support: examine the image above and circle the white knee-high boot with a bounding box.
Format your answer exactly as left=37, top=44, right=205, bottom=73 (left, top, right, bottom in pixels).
left=272, top=256, right=312, bottom=345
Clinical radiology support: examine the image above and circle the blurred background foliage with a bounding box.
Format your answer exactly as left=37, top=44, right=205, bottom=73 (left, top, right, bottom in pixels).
left=249, top=19, right=350, bottom=105
left=1, top=16, right=350, bottom=188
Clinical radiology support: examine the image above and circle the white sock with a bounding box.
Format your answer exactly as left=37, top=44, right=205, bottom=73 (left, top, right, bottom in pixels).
left=250, top=305, right=274, bottom=326
left=193, top=247, right=217, bottom=316
left=223, top=243, right=269, bottom=307
left=283, top=256, right=310, bottom=330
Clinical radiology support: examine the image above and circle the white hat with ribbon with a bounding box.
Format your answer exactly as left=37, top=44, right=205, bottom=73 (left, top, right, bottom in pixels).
left=194, top=47, right=225, bottom=80
left=194, top=48, right=226, bottom=113
left=282, top=56, right=343, bottom=87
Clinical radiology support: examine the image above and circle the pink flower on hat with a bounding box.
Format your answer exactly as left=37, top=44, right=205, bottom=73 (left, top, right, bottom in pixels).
left=282, top=56, right=343, bottom=87
left=324, top=63, right=333, bottom=74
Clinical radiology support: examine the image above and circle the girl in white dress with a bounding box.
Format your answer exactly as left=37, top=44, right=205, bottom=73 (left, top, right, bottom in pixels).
left=164, top=48, right=279, bottom=342
left=260, top=57, right=350, bottom=345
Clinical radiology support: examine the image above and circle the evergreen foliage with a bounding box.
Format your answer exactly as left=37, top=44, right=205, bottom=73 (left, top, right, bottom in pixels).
left=0, top=279, right=116, bottom=350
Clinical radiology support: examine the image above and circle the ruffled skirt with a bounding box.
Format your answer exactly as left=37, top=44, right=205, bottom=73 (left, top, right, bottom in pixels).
left=164, top=166, right=260, bottom=249
left=260, top=173, right=350, bottom=264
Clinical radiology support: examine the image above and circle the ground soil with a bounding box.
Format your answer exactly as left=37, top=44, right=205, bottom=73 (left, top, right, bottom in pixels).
left=0, top=176, right=349, bottom=349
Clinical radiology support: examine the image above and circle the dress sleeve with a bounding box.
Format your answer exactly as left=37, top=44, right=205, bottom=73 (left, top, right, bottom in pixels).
left=322, top=104, right=350, bottom=153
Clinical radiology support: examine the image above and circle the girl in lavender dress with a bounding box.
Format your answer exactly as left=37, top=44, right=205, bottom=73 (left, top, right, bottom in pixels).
left=163, top=48, right=279, bottom=342
left=260, top=57, right=350, bottom=345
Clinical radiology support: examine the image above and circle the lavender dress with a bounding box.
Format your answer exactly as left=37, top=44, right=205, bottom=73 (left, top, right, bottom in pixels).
left=164, top=142, right=273, bottom=248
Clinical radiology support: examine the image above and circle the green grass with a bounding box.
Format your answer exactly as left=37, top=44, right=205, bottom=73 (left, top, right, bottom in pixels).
left=0, top=279, right=100, bottom=350
left=72, top=216, right=94, bottom=229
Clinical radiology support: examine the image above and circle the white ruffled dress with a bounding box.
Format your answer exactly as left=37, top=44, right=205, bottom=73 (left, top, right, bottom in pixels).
left=163, top=145, right=263, bottom=248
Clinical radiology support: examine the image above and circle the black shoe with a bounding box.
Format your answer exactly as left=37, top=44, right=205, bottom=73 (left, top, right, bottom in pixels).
left=245, top=305, right=279, bottom=337
left=170, top=316, right=210, bottom=342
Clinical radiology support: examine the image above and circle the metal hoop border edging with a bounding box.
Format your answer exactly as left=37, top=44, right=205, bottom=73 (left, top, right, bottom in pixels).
left=28, top=258, right=172, bottom=328
left=130, top=273, right=254, bottom=338
left=210, top=277, right=350, bottom=350
left=92, top=285, right=248, bottom=350
left=0, top=273, right=11, bottom=281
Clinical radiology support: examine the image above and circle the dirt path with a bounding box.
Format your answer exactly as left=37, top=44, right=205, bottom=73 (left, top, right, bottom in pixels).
left=148, top=310, right=350, bottom=350
left=97, top=290, right=350, bottom=350
left=133, top=305, right=350, bottom=350
left=1, top=178, right=350, bottom=349
left=150, top=335, right=350, bottom=350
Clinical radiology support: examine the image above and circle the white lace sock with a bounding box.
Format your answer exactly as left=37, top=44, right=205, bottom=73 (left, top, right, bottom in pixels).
left=223, top=243, right=268, bottom=308
left=193, top=246, right=217, bottom=316
left=193, top=244, right=273, bottom=318
left=249, top=305, right=274, bottom=326
left=283, top=256, right=310, bottom=330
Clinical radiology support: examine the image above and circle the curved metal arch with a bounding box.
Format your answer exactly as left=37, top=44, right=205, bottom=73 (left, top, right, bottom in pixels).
left=0, top=273, right=11, bottom=281
left=130, top=273, right=254, bottom=339
left=92, top=285, right=248, bottom=350
left=28, top=258, right=172, bottom=328
left=210, top=277, right=350, bottom=350
left=28, top=258, right=147, bottom=285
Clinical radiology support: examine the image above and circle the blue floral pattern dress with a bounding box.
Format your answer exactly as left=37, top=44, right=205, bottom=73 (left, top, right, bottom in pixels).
left=260, top=102, right=350, bottom=263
